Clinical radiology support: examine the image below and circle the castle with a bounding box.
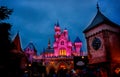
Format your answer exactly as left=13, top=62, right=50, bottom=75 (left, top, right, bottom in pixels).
left=23, top=22, right=87, bottom=73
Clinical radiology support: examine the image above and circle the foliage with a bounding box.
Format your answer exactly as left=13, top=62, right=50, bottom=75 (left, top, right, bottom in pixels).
left=0, top=6, right=13, bottom=20
left=0, top=23, right=12, bottom=55
left=0, top=6, right=13, bottom=57
left=0, top=6, right=18, bottom=77
left=0, top=5, right=27, bottom=77
left=0, top=6, right=13, bottom=60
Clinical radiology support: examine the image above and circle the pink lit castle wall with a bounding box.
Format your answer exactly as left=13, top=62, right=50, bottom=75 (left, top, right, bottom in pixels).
left=53, top=23, right=82, bottom=57
left=24, top=42, right=37, bottom=63
left=41, top=22, right=84, bottom=58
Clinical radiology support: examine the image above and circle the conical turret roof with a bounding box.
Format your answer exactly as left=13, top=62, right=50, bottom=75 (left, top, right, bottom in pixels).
left=74, top=36, right=82, bottom=43
left=24, top=42, right=37, bottom=52
left=83, top=3, right=119, bottom=33
left=13, top=32, right=22, bottom=51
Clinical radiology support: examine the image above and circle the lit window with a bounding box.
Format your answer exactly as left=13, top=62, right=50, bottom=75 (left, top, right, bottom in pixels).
left=59, top=49, right=66, bottom=56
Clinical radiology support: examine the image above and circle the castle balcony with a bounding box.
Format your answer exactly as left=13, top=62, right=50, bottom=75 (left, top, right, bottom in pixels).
left=42, top=56, right=73, bottom=60
left=74, top=42, right=82, bottom=46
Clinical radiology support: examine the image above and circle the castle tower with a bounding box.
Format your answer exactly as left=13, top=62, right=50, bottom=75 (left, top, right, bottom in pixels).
left=53, top=23, right=73, bottom=56
left=83, top=3, right=120, bottom=77
left=54, top=22, right=61, bottom=41
left=74, top=37, right=82, bottom=56
left=63, top=28, right=68, bottom=40
left=48, top=38, right=51, bottom=49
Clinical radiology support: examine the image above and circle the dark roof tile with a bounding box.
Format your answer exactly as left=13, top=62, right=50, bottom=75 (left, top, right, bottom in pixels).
left=74, top=36, right=82, bottom=43
left=83, top=9, right=120, bottom=33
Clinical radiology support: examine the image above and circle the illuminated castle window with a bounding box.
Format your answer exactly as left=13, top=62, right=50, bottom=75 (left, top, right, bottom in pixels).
left=59, top=49, right=66, bottom=56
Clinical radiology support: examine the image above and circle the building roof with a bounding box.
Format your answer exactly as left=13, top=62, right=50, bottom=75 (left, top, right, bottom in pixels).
left=83, top=4, right=120, bottom=33
left=55, top=21, right=60, bottom=27
left=47, top=38, right=51, bottom=49
left=24, top=42, right=37, bottom=52
left=13, top=32, right=22, bottom=51
left=45, top=48, right=54, bottom=53
left=74, top=36, right=82, bottom=43
left=64, top=28, right=67, bottom=30
left=42, top=46, right=54, bottom=53
left=68, top=35, right=71, bottom=41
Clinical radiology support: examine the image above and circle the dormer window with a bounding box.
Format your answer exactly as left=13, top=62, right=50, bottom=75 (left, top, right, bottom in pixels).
left=61, top=41, right=64, bottom=45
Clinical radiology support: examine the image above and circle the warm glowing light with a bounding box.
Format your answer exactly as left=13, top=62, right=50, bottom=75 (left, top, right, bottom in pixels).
left=24, top=70, right=28, bottom=73
left=71, top=61, right=73, bottom=64
left=28, top=64, right=31, bottom=67
left=50, top=61, right=54, bottom=65
left=59, top=49, right=66, bottom=56
left=60, top=65, right=66, bottom=69
left=82, top=56, right=84, bottom=59
left=115, top=68, right=120, bottom=74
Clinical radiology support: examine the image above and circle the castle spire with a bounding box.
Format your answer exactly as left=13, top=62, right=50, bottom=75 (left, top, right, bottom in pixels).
left=68, top=36, right=71, bottom=41
left=56, top=20, right=59, bottom=26
left=48, top=38, right=51, bottom=49
left=13, top=32, right=22, bottom=51
left=84, top=1, right=112, bottom=33
left=97, top=2, right=100, bottom=11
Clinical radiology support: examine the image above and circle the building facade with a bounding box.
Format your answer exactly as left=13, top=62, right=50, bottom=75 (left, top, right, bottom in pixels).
left=12, top=33, right=28, bottom=75
left=83, top=4, right=120, bottom=77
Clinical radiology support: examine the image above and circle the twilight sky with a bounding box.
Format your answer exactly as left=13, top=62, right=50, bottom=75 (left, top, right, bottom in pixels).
left=0, top=0, right=120, bottom=54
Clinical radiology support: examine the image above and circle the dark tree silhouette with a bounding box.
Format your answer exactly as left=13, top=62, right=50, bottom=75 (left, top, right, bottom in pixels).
left=0, top=6, right=28, bottom=77
left=0, top=6, right=25, bottom=77
left=0, top=23, right=11, bottom=53
left=0, top=6, right=13, bottom=77
left=0, top=6, right=13, bottom=20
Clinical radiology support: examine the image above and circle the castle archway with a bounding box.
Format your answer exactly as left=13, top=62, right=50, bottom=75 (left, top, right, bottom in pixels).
left=56, top=61, right=68, bottom=72
left=58, top=62, right=67, bottom=70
